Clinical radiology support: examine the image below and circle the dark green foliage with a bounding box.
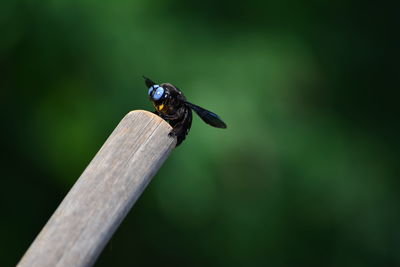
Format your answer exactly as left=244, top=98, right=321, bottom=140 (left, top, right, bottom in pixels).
left=1, top=1, right=399, bottom=266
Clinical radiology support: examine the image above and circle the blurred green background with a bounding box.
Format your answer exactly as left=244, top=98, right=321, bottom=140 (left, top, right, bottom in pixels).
left=1, top=1, right=399, bottom=266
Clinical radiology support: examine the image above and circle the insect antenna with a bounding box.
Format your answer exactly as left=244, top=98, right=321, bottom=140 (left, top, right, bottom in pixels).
left=143, top=76, right=156, bottom=88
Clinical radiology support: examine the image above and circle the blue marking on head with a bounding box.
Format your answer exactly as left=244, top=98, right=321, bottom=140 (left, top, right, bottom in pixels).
left=153, top=86, right=164, bottom=101
left=148, top=84, right=159, bottom=96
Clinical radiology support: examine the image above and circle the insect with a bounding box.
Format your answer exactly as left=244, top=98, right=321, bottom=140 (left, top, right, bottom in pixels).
left=144, top=76, right=227, bottom=146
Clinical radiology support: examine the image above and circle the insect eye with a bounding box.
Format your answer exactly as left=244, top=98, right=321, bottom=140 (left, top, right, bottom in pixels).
left=148, top=84, right=159, bottom=96
left=153, top=87, right=164, bottom=101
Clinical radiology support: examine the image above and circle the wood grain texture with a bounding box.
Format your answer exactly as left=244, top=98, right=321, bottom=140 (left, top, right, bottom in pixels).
left=17, top=110, right=176, bottom=267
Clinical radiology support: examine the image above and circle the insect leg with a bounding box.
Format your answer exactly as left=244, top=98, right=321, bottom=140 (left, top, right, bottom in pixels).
left=169, top=108, right=192, bottom=146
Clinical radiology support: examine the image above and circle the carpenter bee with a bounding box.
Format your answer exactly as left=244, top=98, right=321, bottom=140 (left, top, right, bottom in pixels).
left=144, top=76, right=227, bottom=146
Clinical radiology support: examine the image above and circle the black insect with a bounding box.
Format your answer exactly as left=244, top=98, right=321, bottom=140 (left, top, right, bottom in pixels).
left=144, top=76, right=227, bottom=146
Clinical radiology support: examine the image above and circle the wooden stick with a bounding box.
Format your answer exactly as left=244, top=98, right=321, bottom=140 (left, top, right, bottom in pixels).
left=17, top=110, right=176, bottom=267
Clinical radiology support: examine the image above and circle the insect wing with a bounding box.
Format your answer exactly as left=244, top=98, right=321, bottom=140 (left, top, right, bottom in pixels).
left=185, top=101, right=227, bottom=128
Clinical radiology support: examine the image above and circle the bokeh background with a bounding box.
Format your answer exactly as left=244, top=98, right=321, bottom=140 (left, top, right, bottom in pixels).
left=1, top=1, right=399, bottom=266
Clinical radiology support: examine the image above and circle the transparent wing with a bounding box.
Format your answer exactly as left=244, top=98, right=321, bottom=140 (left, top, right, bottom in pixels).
left=185, top=101, right=227, bottom=129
